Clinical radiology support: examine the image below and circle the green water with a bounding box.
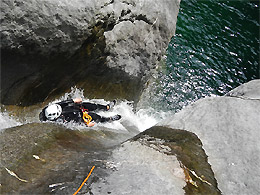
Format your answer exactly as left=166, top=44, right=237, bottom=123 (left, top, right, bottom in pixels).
left=154, top=0, right=259, bottom=112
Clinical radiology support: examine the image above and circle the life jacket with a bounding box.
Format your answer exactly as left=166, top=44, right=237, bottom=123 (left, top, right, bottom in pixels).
left=80, top=107, right=92, bottom=125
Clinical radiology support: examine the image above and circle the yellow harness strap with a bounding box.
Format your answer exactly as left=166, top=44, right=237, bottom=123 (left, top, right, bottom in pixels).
left=82, top=111, right=92, bottom=125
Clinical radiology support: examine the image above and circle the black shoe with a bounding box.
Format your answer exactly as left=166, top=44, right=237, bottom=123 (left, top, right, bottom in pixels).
left=107, top=100, right=116, bottom=110
left=110, top=114, right=121, bottom=121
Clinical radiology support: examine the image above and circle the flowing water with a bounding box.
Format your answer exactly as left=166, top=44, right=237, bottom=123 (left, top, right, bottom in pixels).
left=0, top=87, right=162, bottom=133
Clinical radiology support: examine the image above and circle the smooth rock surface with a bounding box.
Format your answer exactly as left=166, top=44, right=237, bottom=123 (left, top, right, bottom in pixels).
left=131, top=126, right=221, bottom=194
left=90, top=140, right=186, bottom=195
left=158, top=79, right=260, bottom=195
left=225, top=79, right=260, bottom=99
left=0, top=122, right=134, bottom=194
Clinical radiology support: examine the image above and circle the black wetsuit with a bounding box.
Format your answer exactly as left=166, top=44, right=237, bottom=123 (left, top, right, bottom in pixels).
left=39, top=99, right=111, bottom=124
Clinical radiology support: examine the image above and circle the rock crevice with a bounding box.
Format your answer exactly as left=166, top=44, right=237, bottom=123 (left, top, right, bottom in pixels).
left=1, top=0, right=180, bottom=105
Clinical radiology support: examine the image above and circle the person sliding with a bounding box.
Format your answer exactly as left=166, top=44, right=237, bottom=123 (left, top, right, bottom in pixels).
left=39, top=98, right=121, bottom=127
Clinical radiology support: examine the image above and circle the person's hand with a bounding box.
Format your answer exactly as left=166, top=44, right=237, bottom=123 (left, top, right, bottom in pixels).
left=87, top=121, right=95, bottom=127
left=73, top=98, right=82, bottom=104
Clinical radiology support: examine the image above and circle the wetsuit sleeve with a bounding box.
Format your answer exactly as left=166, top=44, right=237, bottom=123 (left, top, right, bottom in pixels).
left=88, top=112, right=111, bottom=123
left=82, top=102, right=107, bottom=111
left=57, top=99, right=74, bottom=108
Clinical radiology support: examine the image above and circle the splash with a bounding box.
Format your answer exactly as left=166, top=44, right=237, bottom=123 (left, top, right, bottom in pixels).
left=0, top=87, right=170, bottom=133
left=55, top=99, right=168, bottom=133
left=46, top=87, right=169, bottom=132
left=0, top=112, right=22, bottom=131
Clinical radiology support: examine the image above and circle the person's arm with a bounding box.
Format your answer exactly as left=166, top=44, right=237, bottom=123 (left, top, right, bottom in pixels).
left=57, top=99, right=73, bottom=107
left=87, top=121, right=95, bottom=127
left=57, top=98, right=82, bottom=107
left=73, top=98, right=82, bottom=104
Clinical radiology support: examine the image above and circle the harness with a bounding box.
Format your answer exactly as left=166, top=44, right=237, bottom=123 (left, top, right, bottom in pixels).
left=80, top=106, right=92, bottom=125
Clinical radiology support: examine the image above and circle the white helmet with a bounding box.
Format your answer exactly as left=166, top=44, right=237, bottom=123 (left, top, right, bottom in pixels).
left=45, top=104, right=62, bottom=120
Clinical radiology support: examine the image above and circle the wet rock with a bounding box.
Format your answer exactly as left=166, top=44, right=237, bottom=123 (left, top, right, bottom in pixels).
left=0, top=122, right=133, bottom=194
left=159, top=79, right=260, bottom=195
left=90, top=138, right=186, bottom=195
left=87, top=125, right=220, bottom=194
left=1, top=0, right=180, bottom=105
left=132, top=126, right=221, bottom=194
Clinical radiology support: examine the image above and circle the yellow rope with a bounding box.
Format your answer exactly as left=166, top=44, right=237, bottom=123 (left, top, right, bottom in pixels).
left=73, top=166, right=95, bottom=195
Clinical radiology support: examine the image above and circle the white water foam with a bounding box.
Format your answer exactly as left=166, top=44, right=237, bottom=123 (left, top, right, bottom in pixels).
left=0, top=112, right=22, bottom=131
left=96, top=101, right=170, bottom=132
left=0, top=87, right=170, bottom=132
left=49, top=87, right=170, bottom=132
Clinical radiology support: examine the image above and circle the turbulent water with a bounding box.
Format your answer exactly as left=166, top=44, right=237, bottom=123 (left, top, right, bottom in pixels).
left=0, top=1, right=259, bottom=194
left=0, top=112, right=22, bottom=130
left=0, top=87, right=163, bottom=132
left=147, top=0, right=260, bottom=112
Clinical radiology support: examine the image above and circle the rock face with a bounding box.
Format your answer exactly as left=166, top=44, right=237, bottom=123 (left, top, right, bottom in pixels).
left=225, top=79, right=260, bottom=99
left=1, top=0, right=180, bottom=105
left=158, top=79, right=260, bottom=195
left=90, top=137, right=186, bottom=195
left=131, top=126, right=220, bottom=194
left=0, top=122, right=134, bottom=194
left=88, top=126, right=220, bottom=194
